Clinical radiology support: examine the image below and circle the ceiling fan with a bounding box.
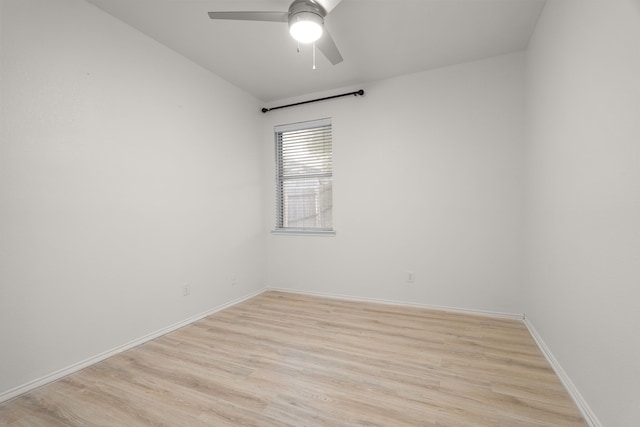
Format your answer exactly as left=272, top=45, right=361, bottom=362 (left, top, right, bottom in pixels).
left=208, top=0, right=344, bottom=66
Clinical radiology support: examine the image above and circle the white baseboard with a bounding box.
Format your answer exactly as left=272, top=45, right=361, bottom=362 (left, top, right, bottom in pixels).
left=523, top=315, right=602, bottom=427
left=267, top=286, right=524, bottom=320
left=0, top=288, right=266, bottom=404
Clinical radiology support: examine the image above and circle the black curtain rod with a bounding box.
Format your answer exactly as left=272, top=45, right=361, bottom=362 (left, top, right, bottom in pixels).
left=261, top=89, right=365, bottom=113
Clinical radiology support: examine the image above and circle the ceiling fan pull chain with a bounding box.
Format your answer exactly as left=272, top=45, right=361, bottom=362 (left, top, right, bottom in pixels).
left=313, top=41, right=316, bottom=70
left=297, top=40, right=300, bottom=53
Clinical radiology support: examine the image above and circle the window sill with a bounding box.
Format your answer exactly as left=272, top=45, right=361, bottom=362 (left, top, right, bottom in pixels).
left=271, top=229, right=336, bottom=237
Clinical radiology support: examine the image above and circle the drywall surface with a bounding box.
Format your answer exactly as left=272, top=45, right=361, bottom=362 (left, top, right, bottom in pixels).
left=525, top=0, right=640, bottom=425
left=0, top=0, right=264, bottom=396
left=263, top=53, right=526, bottom=315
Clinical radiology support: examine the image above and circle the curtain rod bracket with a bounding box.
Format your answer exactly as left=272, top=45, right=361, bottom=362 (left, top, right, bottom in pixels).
left=262, top=89, right=365, bottom=113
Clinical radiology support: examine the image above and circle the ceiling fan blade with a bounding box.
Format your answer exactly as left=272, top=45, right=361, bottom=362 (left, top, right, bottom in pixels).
left=316, top=28, right=343, bottom=65
left=314, top=0, right=343, bottom=14
left=208, top=11, right=288, bottom=23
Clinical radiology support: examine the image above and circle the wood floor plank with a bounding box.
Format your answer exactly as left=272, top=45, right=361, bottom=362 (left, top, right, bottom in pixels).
left=0, top=291, right=586, bottom=426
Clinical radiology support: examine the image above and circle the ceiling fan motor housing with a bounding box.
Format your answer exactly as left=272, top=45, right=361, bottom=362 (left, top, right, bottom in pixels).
left=288, top=0, right=327, bottom=26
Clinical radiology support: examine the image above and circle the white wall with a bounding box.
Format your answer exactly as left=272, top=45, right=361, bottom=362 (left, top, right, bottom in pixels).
left=525, top=0, right=640, bottom=425
left=5, top=0, right=636, bottom=423
left=263, top=53, right=526, bottom=315
left=0, top=0, right=265, bottom=397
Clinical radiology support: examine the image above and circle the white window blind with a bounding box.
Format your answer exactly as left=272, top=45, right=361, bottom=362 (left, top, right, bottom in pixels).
left=275, top=118, right=333, bottom=234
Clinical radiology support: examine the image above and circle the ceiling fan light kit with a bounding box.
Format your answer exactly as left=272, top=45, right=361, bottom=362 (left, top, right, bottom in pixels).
left=208, top=0, right=344, bottom=66
left=289, top=12, right=323, bottom=44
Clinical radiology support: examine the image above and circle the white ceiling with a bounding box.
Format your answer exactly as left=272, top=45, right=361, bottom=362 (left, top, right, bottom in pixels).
left=85, top=0, right=546, bottom=103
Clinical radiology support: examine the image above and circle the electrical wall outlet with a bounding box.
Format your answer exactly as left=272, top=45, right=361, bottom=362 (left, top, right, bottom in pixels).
left=183, top=283, right=191, bottom=296
left=407, top=271, right=415, bottom=283
left=231, top=274, right=237, bottom=286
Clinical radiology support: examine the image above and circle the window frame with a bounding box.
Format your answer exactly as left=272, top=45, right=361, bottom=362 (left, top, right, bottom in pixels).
left=272, top=118, right=335, bottom=236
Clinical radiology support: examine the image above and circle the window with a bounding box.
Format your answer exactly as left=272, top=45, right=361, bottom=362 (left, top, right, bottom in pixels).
left=274, top=118, right=334, bottom=235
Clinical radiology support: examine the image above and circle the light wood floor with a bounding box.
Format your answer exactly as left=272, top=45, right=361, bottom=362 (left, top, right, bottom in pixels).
left=0, top=291, right=586, bottom=426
